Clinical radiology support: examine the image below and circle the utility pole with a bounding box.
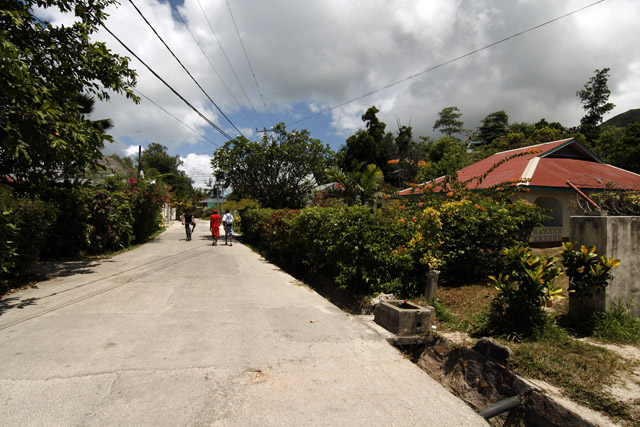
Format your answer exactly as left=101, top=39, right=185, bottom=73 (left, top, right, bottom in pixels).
left=137, top=145, right=142, bottom=177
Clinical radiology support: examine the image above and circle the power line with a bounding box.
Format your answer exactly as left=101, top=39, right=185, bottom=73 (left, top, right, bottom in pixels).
left=226, top=0, right=275, bottom=127
left=127, top=0, right=245, bottom=139
left=168, top=0, right=258, bottom=130
left=135, top=89, right=219, bottom=147
left=101, top=24, right=234, bottom=141
left=195, top=0, right=266, bottom=130
left=287, top=0, right=607, bottom=127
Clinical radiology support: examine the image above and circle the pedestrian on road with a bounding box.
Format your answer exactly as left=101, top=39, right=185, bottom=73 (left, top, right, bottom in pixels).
left=181, top=209, right=194, bottom=241
left=210, top=209, right=221, bottom=246
left=222, top=209, right=234, bottom=246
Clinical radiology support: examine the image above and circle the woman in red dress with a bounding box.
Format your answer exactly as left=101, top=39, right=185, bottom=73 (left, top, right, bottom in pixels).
left=209, top=209, right=222, bottom=246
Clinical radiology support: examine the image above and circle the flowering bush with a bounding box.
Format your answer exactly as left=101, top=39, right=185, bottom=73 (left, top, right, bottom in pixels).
left=434, top=196, right=544, bottom=285
left=242, top=205, right=442, bottom=297
left=85, top=190, right=133, bottom=253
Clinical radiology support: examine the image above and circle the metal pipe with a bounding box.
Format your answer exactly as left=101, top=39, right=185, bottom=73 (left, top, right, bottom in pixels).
left=566, top=181, right=601, bottom=210
left=477, top=396, right=521, bottom=419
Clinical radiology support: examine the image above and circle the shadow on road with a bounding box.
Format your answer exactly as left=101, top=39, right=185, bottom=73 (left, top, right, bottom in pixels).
left=31, top=260, right=100, bottom=278
left=0, top=297, right=38, bottom=316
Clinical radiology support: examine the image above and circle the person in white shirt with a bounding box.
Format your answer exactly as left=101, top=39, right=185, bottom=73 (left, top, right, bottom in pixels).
left=222, top=210, right=234, bottom=246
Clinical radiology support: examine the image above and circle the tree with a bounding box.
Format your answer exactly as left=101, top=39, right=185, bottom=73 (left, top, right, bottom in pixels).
left=325, top=164, right=384, bottom=206
left=339, top=106, right=390, bottom=172
left=602, top=123, right=640, bottom=174
left=433, top=106, right=465, bottom=137
left=577, top=68, right=615, bottom=142
left=0, top=0, right=138, bottom=186
left=212, top=123, right=334, bottom=209
left=141, top=143, right=192, bottom=198
left=476, top=110, right=509, bottom=145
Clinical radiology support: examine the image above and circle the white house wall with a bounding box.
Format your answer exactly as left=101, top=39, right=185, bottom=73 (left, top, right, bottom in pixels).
left=511, top=188, right=575, bottom=242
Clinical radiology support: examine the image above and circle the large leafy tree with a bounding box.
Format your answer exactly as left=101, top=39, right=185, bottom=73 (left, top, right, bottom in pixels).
left=212, top=123, right=334, bottom=209
left=339, top=106, right=390, bottom=172
left=141, top=143, right=192, bottom=198
left=0, top=0, right=138, bottom=186
left=433, top=106, right=465, bottom=137
left=476, top=110, right=509, bottom=145
left=577, top=68, right=615, bottom=142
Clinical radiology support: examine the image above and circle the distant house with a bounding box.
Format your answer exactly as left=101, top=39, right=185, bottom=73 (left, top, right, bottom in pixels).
left=399, top=138, right=640, bottom=245
left=198, top=198, right=225, bottom=210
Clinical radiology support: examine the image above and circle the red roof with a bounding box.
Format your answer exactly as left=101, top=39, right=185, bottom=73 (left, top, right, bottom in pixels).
left=399, top=138, right=640, bottom=196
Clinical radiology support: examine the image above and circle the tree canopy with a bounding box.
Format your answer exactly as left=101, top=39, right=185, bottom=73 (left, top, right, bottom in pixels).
left=211, top=123, right=334, bottom=209
left=0, top=0, right=138, bottom=186
left=577, top=68, right=615, bottom=142
left=476, top=110, right=510, bottom=145
left=433, top=106, right=465, bottom=137
left=140, top=143, right=193, bottom=198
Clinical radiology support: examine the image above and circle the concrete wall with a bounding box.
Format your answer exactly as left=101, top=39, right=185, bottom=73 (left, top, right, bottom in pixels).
left=569, top=215, right=640, bottom=317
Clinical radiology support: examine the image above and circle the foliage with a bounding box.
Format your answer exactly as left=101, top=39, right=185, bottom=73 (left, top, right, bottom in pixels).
left=433, top=106, right=465, bottom=137
left=577, top=68, right=615, bottom=142
left=476, top=110, right=509, bottom=145
left=485, top=245, right=564, bottom=339
left=117, top=177, right=168, bottom=242
left=141, top=143, right=193, bottom=197
left=561, top=242, right=620, bottom=302
left=0, top=0, right=138, bottom=187
left=241, top=205, right=442, bottom=298
left=39, top=186, right=92, bottom=257
left=599, top=123, right=640, bottom=174
left=325, top=163, right=385, bottom=206
left=416, top=136, right=468, bottom=181
left=591, top=301, right=640, bottom=344
left=589, top=189, right=640, bottom=215
left=0, top=185, right=54, bottom=289
left=212, top=123, right=334, bottom=209
left=85, top=189, right=133, bottom=253
left=435, top=197, right=545, bottom=284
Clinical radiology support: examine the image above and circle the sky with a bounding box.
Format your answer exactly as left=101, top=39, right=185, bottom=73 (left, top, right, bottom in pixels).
left=43, top=0, right=640, bottom=188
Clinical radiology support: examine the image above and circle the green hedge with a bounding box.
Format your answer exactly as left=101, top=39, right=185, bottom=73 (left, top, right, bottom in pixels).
left=240, top=195, right=543, bottom=298
left=1, top=178, right=168, bottom=291
left=1, top=185, right=54, bottom=290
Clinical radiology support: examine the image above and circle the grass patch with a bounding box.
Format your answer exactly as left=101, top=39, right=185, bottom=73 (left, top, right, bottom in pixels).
left=592, top=302, right=640, bottom=345
left=511, top=327, right=637, bottom=423
left=429, top=279, right=640, bottom=424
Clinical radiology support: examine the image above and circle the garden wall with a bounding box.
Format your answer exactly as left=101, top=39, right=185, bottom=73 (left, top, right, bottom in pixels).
left=569, top=215, right=640, bottom=317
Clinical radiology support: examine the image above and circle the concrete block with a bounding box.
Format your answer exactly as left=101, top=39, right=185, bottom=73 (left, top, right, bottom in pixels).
left=374, top=300, right=432, bottom=336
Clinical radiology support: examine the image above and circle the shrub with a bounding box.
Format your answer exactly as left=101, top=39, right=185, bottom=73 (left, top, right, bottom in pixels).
left=0, top=185, right=55, bottom=289
left=484, top=244, right=564, bottom=340
left=41, top=185, right=92, bottom=257
left=561, top=242, right=620, bottom=302
left=242, top=205, right=442, bottom=298
left=86, top=190, right=133, bottom=254
left=106, top=177, right=167, bottom=243
left=435, top=197, right=544, bottom=285
left=590, top=190, right=640, bottom=215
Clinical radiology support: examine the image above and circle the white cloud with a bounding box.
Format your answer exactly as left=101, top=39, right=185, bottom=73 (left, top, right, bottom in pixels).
left=40, top=0, right=640, bottom=155
left=179, top=154, right=214, bottom=189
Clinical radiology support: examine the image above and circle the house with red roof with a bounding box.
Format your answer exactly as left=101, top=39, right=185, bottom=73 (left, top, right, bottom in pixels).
left=399, top=138, right=640, bottom=245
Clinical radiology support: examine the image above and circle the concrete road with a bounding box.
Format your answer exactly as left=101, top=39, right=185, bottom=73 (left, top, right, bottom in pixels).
left=0, top=221, right=486, bottom=426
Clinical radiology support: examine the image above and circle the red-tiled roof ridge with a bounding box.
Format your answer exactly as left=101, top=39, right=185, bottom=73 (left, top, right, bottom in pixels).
left=397, top=137, right=640, bottom=195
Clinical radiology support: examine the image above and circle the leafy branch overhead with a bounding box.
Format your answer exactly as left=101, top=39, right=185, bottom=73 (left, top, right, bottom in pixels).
left=0, top=0, right=138, bottom=186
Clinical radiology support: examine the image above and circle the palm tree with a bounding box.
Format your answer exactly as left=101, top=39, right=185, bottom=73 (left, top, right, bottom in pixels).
left=326, top=163, right=384, bottom=206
